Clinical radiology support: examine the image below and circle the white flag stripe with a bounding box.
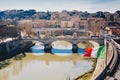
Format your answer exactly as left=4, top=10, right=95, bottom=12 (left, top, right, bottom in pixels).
left=91, top=48, right=99, bottom=58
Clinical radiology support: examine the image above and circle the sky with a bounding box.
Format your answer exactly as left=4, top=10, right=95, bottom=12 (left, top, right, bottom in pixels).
left=0, top=0, right=120, bottom=12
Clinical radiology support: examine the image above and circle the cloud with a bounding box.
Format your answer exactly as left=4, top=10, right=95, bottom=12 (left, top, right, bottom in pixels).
left=0, top=0, right=119, bottom=12
left=89, top=0, right=120, bottom=12
left=94, top=0, right=114, bottom=3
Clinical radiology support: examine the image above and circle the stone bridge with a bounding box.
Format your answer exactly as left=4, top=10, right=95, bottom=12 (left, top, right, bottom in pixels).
left=22, top=37, right=104, bottom=45
left=22, top=37, right=104, bottom=53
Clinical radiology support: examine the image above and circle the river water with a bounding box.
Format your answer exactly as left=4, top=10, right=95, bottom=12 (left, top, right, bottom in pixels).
left=0, top=41, right=96, bottom=80
left=0, top=54, right=94, bottom=80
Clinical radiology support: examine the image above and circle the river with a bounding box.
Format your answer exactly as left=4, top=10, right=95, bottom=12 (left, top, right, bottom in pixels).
left=0, top=40, right=97, bottom=80
left=0, top=54, right=94, bottom=80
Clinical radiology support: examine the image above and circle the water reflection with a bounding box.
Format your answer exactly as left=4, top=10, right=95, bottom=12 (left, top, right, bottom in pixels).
left=0, top=54, right=94, bottom=80
left=30, top=41, right=45, bottom=55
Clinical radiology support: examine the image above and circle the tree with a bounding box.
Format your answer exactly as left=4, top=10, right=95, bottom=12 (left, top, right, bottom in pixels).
left=116, top=10, right=120, bottom=17
left=24, top=22, right=32, bottom=37
left=96, top=11, right=105, bottom=18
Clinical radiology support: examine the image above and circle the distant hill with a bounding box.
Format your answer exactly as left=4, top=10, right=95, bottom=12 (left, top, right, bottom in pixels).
left=0, top=9, right=120, bottom=21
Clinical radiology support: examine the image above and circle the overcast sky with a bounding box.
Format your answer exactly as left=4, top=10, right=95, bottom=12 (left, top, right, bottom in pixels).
left=0, top=0, right=120, bottom=12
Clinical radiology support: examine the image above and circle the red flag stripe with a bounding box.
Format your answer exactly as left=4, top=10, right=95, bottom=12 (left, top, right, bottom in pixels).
left=84, top=48, right=92, bottom=57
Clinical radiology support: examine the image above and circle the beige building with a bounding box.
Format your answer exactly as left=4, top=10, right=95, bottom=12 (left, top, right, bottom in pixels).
left=61, top=21, right=68, bottom=28
left=104, top=27, right=112, bottom=35
left=67, top=21, right=74, bottom=27
left=18, top=18, right=106, bottom=37
left=88, top=18, right=106, bottom=36
left=79, top=20, right=88, bottom=30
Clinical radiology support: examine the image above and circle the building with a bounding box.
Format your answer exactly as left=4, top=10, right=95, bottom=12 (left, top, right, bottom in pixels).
left=88, top=18, right=106, bottom=36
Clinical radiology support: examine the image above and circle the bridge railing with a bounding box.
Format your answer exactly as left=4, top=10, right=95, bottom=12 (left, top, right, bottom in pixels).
left=21, top=36, right=104, bottom=45
left=22, top=36, right=103, bottom=40
left=110, top=38, right=120, bottom=49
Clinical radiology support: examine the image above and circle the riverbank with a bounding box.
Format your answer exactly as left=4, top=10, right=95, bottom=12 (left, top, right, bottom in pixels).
left=0, top=39, right=34, bottom=61
left=75, top=59, right=96, bottom=80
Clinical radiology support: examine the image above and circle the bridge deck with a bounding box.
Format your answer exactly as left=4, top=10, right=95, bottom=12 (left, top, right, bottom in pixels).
left=22, top=37, right=103, bottom=44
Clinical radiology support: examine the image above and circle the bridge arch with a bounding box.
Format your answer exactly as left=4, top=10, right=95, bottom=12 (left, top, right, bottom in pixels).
left=23, top=37, right=103, bottom=49
left=77, top=41, right=100, bottom=48
left=51, top=40, right=73, bottom=49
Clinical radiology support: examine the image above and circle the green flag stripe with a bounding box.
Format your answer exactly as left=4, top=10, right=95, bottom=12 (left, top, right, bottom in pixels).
left=97, top=45, right=105, bottom=59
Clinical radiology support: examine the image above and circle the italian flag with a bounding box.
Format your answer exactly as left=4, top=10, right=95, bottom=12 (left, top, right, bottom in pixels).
left=78, top=45, right=106, bottom=58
